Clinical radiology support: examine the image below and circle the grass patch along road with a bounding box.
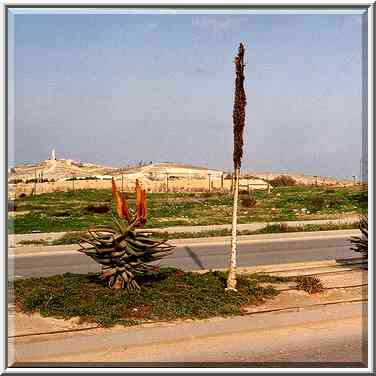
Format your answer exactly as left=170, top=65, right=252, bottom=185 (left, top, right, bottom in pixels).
left=16, top=221, right=360, bottom=247
left=9, top=185, right=367, bottom=234
left=154, top=222, right=360, bottom=240
left=11, top=268, right=290, bottom=327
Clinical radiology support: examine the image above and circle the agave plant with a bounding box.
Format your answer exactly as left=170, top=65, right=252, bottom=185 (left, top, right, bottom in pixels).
left=79, top=178, right=174, bottom=291
left=350, top=215, right=368, bottom=259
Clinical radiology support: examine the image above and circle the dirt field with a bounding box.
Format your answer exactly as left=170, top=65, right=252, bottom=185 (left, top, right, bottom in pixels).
left=9, top=160, right=354, bottom=199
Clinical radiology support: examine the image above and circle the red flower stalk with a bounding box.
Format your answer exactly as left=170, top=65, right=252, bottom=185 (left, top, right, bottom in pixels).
left=111, top=177, right=131, bottom=223
left=135, top=179, right=147, bottom=227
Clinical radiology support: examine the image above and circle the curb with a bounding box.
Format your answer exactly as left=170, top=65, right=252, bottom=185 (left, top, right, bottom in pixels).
left=171, top=229, right=360, bottom=246
left=191, top=257, right=365, bottom=275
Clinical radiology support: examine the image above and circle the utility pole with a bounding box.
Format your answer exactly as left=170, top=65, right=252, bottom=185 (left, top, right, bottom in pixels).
left=208, top=174, right=212, bottom=192
left=165, top=173, right=169, bottom=193
left=33, top=168, right=37, bottom=195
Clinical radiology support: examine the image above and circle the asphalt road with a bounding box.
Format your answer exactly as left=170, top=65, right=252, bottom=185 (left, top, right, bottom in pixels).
left=9, top=235, right=356, bottom=279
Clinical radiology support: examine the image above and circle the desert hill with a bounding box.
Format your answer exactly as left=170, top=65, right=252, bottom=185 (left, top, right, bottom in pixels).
left=9, top=153, right=354, bottom=187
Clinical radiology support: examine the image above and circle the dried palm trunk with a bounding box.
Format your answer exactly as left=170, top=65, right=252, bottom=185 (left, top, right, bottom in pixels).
left=227, top=43, right=247, bottom=291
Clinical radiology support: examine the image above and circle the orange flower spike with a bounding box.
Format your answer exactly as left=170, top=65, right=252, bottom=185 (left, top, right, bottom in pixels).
left=135, top=179, right=142, bottom=224
left=111, top=177, right=124, bottom=219
left=111, top=178, right=131, bottom=222
left=120, top=193, right=131, bottom=223
left=142, top=189, right=147, bottom=225
left=139, top=188, right=147, bottom=226
left=111, top=177, right=118, bottom=199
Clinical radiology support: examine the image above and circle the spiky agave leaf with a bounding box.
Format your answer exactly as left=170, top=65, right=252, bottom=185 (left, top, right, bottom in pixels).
left=79, top=227, right=174, bottom=291
left=350, top=215, right=368, bottom=258
left=80, top=179, right=173, bottom=290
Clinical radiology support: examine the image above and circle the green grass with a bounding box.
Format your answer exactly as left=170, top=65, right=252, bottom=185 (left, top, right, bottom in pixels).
left=9, top=185, right=367, bottom=234
left=161, top=222, right=360, bottom=239
left=18, top=239, right=49, bottom=246
left=11, top=269, right=289, bottom=327
left=16, top=222, right=360, bottom=247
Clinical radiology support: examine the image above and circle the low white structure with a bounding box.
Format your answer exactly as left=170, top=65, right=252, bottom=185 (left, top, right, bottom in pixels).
left=51, top=148, right=56, bottom=161
left=139, top=162, right=224, bottom=179
left=239, top=177, right=269, bottom=190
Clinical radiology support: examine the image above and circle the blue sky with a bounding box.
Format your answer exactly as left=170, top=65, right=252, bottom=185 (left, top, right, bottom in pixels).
left=8, top=9, right=365, bottom=178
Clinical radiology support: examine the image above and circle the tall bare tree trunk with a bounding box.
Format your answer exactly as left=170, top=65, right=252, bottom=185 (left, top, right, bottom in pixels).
left=227, top=167, right=240, bottom=290
left=226, top=43, right=246, bottom=291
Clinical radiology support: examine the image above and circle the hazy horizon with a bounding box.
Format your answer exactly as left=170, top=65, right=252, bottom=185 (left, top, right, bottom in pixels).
left=8, top=9, right=366, bottom=179
left=9, top=152, right=359, bottom=180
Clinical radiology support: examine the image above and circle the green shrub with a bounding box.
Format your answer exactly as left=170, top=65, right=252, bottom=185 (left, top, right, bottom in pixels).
left=50, top=210, right=71, bottom=217
left=269, top=175, right=296, bottom=187
left=240, top=196, right=257, bottom=208
left=201, top=192, right=218, bottom=198
left=327, top=197, right=343, bottom=209
left=309, top=195, right=325, bottom=212
left=350, top=215, right=368, bottom=258
left=84, top=204, right=110, bottom=214
left=296, top=275, right=324, bottom=294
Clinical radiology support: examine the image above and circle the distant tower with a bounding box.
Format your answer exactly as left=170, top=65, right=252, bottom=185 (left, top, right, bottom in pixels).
left=51, top=148, right=56, bottom=161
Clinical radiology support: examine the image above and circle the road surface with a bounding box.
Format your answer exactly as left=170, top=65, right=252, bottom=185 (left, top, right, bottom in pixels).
left=9, top=301, right=367, bottom=366
left=9, top=235, right=357, bottom=279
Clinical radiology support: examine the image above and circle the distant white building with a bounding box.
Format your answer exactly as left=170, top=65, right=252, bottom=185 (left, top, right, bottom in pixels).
left=140, top=162, right=224, bottom=179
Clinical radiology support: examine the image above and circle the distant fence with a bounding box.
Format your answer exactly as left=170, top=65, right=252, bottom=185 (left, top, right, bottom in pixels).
left=8, top=175, right=269, bottom=198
